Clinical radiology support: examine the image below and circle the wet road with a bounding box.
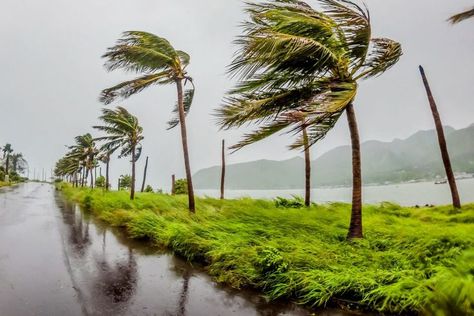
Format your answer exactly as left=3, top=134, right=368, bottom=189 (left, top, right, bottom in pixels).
left=0, top=183, right=352, bottom=316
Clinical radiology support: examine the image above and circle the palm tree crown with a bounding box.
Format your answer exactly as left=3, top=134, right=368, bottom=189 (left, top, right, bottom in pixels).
left=218, top=0, right=402, bottom=149
left=449, top=6, right=474, bottom=24
left=94, top=106, right=144, bottom=199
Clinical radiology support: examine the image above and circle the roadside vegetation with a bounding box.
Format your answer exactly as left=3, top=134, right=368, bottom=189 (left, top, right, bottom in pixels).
left=58, top=184, right=474, bottom=315
left=0, top=143, right=28, bottom=186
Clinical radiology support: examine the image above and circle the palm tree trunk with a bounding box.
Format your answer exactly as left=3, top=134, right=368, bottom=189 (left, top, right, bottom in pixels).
left=220, top=140, right=226, bottom=200
left=419, top=66, right=461, bottom=209
left=141, top=156, right=149, bottom=193
left=346, top=103, right=363, bottom=239
left=176, top=79, right=195, bottom=212
left=105, top=157, right=110, bottom=192
left=5, top=155, right=9, bottom=176
left=84, top=169, right=88, bottom=188
left=302, top=126, right=311, bottom=207
left=131, top=144, right=136, bottom=200
left=90, top=167, right=94, bottom=189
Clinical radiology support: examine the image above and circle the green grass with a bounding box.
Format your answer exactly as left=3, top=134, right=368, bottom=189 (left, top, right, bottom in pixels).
left=0, top=181, right=11, bottom=188
left=59, top=184, right=474, bottom=315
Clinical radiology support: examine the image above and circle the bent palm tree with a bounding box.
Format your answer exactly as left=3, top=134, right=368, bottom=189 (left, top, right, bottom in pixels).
left=419, top=66, right=461, bottom=209
left=100, top=31, right=196, bottom=212
left=449, top=6, right=474, bottom=24
left=217, top=0, right=402, bottom=238
left=68, top=134, right=98, bottom=189
left=94, top=106, right=144, bottom=200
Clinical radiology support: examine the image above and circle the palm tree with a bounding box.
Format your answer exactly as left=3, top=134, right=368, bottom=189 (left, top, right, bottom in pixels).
left=449, top=6, right=474, bottom=24
left=68, top=134, right=98, bottom=189
left=217, top=0, right=402, bottom=238
left=10, top=153, right=28, bottom=174
left=94, top=106, right=144, bottom=200
left=419, top=66, right=461, bottom=209
left=2, top=144, right=13, bottom=177
left=97, top=151, right=112, bottom=191
left=100, top=31, right=197, bottom=212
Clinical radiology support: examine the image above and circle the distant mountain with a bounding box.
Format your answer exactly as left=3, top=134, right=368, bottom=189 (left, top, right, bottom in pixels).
left=193, top=125, right=474, bottom=189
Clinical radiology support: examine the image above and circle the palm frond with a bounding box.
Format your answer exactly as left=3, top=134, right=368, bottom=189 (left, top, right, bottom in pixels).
left=229, top=118, right=293, bottom=151
left=167, top=80, right=195, bottom=130
left=448, top=7, right=474, bottom=24
left=100, top=72, right=172, bottom=104
left=358, top=38, right=402, bottom=79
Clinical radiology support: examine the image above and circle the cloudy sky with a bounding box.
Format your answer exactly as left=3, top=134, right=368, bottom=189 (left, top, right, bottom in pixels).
left=0, top=0, right=473, bottom=190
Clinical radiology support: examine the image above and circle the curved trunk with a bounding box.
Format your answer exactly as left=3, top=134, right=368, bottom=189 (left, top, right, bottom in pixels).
left=130, top=144, right=136, bottom=200
left=141, top=156, right=149, bottom=193
left=346, top=103, right=363, bottom=239
left=220, top=140, right=226, bottom=200
left=419, top=66, right=461, bottom=209
left=302, top=127, right=311, bottom=207
left=176, top=79, right=195, bottom=212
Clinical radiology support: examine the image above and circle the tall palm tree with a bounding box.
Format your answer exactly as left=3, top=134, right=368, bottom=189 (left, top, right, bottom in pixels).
left=448, top=6, right=474, bottom=24
left=419, top=66, right=461, bottom=209
left=94, top=106, right=144, bottom=200
left=100, top=31, right=197, bottom=212
left=2, top=144, right=13, bottom=177
left=217, top=0, right=402, bottom=239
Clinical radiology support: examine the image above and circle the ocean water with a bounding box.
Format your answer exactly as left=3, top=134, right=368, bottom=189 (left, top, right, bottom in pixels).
left=196, top=178, right=474, bottom=206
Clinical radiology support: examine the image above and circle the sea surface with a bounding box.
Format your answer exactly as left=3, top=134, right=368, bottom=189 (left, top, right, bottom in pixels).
left=197, top=178, right=474, bottom=206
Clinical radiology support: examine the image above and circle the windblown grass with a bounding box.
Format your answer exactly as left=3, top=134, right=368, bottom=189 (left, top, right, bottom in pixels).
left=59, top=185, right=474, bottom=315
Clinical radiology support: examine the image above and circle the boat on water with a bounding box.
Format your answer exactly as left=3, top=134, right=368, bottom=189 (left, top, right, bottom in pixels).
left=435, top=180, right=448, bottom=185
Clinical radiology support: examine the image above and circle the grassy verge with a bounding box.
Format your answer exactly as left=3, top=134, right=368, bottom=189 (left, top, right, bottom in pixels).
left=59, top=184, right=474, bottom=315
left=0, top=181, right=12, bottom=188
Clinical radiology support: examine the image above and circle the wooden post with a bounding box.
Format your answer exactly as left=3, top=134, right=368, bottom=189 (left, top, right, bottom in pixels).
left=171, top=174, right=176, bottom=195
left=141, top=156, right=149, bottom=193
left=220, top=139, right=226, bottom=200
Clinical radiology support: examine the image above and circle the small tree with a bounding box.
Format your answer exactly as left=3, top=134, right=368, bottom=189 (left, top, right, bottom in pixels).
left=119, top=175, right=132, bottom=190
left=95, top=176, right=106, bottom=188
left=174, top=179, right=188, bottom=195
left=144, top=185, right=154, bottom=193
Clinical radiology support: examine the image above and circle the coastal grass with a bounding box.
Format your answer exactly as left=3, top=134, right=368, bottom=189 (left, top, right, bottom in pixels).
left=59, top=184, right=474, bottom=315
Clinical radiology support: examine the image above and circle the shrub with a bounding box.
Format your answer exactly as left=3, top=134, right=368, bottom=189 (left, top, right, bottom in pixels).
left=95, top=176, right=106, bottom=188
left=144, top=185, right=154, bottom=193
left=274, top=195, right=305, bottom=208
left=175, top=179, right=188, bottom=195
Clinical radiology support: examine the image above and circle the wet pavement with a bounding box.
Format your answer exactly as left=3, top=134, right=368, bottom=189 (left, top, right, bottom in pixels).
left=0, top=183, right=354, bottom=316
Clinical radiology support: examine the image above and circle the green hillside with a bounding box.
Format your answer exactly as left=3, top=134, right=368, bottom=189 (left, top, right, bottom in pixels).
left=194, top=125, right=474, bottom=189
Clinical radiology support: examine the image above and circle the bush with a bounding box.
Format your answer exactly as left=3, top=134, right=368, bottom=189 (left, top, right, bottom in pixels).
left=119, top=175, right=131, bottom=190
left=175, top=179, right=188, bottom=195
left=144, top=185, right=154, bottom=193
left=95, top=176, right=106, bottom=188
left=274, top=195, right=305, bottom=208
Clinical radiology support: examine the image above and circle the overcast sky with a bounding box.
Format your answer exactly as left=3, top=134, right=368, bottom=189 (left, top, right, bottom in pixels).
left=1, top=0, right=473, bottom=190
